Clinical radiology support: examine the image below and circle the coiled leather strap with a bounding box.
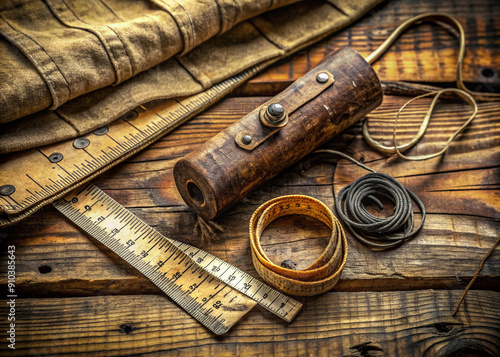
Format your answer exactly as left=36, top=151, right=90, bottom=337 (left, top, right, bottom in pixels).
left=249, top=195, right=348, bottom=296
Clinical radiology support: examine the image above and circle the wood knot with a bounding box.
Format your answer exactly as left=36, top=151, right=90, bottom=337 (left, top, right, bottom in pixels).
left=119, top=323, right=138, bottom=335
left=345, top=342, right=385, bottom=357
left=433, top=323, right=453, bottom=333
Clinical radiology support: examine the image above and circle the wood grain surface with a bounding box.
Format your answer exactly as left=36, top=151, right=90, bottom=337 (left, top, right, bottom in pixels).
left=1, top=0, right=499, bottom=355
left=1, top=291, right=498, bottom=356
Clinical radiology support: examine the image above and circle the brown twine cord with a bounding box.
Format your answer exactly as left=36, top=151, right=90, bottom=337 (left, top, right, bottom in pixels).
left=363, top=13, right=500, bottom=159
left=193, top=215, right=225, bottom=247
left=452, top=236, right=500, bottom=316
left=363, top=89, right=478, bottom=160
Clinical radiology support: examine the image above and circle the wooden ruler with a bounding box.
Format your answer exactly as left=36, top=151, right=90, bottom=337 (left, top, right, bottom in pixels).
left=53, top=183, right=302, bottom=335
left=0, top=67, right=259, bottom=227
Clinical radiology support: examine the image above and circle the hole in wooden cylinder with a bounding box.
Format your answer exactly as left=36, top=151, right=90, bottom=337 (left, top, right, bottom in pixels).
left=187, top=180, right=205, bottom=207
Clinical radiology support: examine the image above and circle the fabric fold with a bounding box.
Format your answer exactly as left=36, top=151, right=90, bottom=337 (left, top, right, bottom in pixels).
left=0, top=0, right=301, bottom=124
left=0, top=0, right=384, bottom=153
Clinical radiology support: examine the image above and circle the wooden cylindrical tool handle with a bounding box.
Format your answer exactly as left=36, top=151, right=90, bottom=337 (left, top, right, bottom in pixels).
left=174, top=47, right=383, bottom=220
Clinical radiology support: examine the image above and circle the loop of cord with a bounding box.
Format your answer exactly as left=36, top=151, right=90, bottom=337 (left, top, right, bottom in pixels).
left=363, top=88, right=478, bottom=160
left=314, top=149, right=426, bottom=250
left=362, top=13, right=500, bottom=159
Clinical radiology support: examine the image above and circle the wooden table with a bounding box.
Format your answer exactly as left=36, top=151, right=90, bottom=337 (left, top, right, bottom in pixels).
left=1, top=0, right=499, bottom=355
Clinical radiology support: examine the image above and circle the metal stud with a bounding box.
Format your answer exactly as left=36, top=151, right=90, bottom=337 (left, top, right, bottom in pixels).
left=316, top=72, right=329, bottom=83
left=73, top=138, right=90, bottom=149
left=265, top=103, right=286, bottom=123
left=93, top=126, right=109, bottom=136
left=0, top=185, right=15, bottom=196
left=267, top=103, right=284, bottom=119
left=48, top=152, right=64, bottom=163
left=242, top=135, right=252, bottom=144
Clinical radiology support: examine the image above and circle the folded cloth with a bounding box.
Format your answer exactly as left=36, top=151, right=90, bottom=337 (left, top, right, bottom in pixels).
left=0, top=0, right=383, bottom=153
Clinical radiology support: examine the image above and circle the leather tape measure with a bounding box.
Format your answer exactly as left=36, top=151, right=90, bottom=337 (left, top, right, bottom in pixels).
left=53, top=183, right=302, bottom=335
left=249, top=195, right=348, bottom=296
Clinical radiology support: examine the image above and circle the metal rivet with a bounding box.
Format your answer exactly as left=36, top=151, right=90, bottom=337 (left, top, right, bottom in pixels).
left=48, top=152, right=64, bottom=163
left=267, top=103, right=284, bottom=118
left=0, top=185, right=15, bottom=196
left=121, top=110, right=138, bottom=121
left=242, top=135, right=252, bottom=144
left=93, top=126, right=109, bottom=136
left=265, top=103, right=286, bottom=123
left=316, top=72, right=329, bottom=83
left=73, top=138, right=90, bottom=149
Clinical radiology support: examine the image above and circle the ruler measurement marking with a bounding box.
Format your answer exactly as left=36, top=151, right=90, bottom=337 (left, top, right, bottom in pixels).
left=6, top=194, right=19, bottom=206
left=83, top=149, right=96, bottom=160
left=84, top=159, right=98, bottom=171
left=56, top=164, right=71, bottom=177
left=0, top=196, right=16, bottom=210
left=121, top=118, right=145, bottom=135
left=57, top=174, right=70, bottom=186
left=49, top=178, right=63, bottom=191
left=105, top=133, right=124, bottom=149
left=85, top=184, right=98, bottom=196
left=26, top=174, right=44, bottom=190
left=80, top=163, right=92, bottom=175
left=36, top=148, right=50, bottom=160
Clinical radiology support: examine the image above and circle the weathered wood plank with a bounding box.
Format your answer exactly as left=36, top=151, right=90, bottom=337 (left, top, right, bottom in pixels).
left=239, top=0, right=500, bottom=95
left=1, top=95, right=498, bottom=297
left=1, top=207, right=497, bottom=296
left=0, top=290, right=498, bottom=356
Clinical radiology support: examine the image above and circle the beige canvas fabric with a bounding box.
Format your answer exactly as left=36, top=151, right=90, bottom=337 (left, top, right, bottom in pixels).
left=0, top=0, right=383, bottom=153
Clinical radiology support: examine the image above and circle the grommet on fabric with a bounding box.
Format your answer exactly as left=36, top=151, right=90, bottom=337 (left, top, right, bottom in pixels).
left=73, top=138, right=90, bottom=149
left=93, top=126, right=109, bottom=136
left=0, top=185, right=15, bottom=196
left=249, top=195, right=348, bottom=296
left=48, top=153, right=64, bottom=163
left=121, top=110, right=138, bottom=121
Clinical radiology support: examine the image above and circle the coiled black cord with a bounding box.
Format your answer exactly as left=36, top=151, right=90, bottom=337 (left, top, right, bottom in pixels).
left=314, top=149, right=426, bottom=250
